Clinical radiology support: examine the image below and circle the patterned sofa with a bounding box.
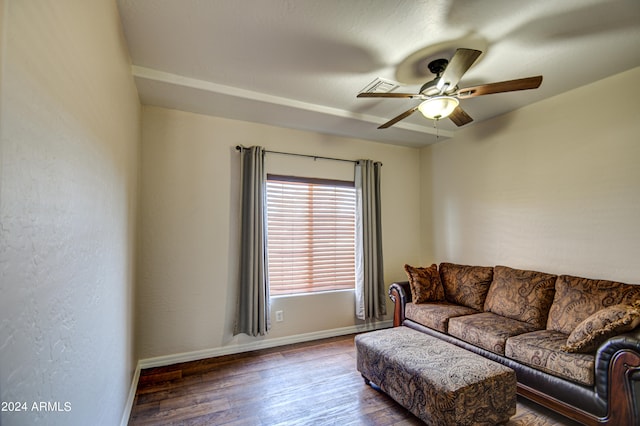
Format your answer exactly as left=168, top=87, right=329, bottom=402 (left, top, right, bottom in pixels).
left=389, top=263, right=640, bottom=426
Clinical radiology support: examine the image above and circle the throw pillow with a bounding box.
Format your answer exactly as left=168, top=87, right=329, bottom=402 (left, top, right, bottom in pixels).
left=562, top=304, right=640, bottom=353
left=404, top=264, right=445, bottom=304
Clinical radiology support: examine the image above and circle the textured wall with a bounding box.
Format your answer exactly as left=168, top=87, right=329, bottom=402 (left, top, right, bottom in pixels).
left=0, top=1, right=140, bottom=425
left=136, top=106, right=422, bottom=359
left=422, top=67, right=640, bottom=284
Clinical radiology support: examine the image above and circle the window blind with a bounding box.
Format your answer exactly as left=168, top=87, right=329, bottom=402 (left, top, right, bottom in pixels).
left=266, top=175, right=356, bottom=296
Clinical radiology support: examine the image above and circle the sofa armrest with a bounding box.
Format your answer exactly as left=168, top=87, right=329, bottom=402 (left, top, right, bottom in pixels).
left=594, top=329, right=640, bottom=425
left=389, top=281, right=411, bottom=327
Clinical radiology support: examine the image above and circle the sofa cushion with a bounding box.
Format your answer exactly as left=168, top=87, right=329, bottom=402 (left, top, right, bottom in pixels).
left=439, top=262, right=494, bottom=311
left=562, top=304, right=640, bottom=353
left=405, top=302, right=478, bottom=333
left=506, top=330, right=595, bottom=386
left=404, top=264, right=445, bottom=304
left=547, top=274, right=640, bottom=335
left=484, top=266, right=557, bottom=329
left=448, top=312, right=539, bottom=355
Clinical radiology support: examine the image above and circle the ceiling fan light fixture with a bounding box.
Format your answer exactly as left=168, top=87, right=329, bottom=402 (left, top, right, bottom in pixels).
left=418, top=96, right=459, bottom=120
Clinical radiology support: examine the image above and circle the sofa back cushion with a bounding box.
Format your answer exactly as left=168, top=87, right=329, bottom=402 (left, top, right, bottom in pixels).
left=484, top=266, right=557, bottom=329
left=547, top=275, right=640, bottom=335
left=439, top=263, right=493, bottom=311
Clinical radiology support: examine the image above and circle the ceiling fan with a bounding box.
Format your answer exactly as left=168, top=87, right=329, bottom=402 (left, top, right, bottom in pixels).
left=357, top=48, right=542, bottom=129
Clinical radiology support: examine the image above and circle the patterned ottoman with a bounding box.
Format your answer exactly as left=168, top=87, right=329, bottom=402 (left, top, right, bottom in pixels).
left=356, top=327, right=516, bottom=425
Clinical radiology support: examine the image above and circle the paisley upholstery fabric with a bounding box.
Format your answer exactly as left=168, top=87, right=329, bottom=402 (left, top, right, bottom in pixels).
left=506, top=330, right=595, bottom=386
left=448, top=312, right=539, bottom=355
left=404, top=264, right=445, bottom=304
left=439, top=262, right=493, bottom=311
left=356, top=327, right=516, bottom=426
left=562, top=303, right=640, bottom=353
left=390, top=263, right=640, bottom=407
left=547, top=274, right=640, bottom=335
left=484, top=266, right=557, bottom=329
left=405, top=301, right=478, bottom=333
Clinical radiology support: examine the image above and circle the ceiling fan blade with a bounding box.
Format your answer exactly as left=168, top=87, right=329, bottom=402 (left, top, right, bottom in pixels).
left=457, top=76, right=543, bottom=99
left=378, top=106, right=419, bottom=129
left=438, top=48, right=482, bottom=92
left=357, top=92, right=425, bottom=99
left=448, top=106, right=474, bottom=127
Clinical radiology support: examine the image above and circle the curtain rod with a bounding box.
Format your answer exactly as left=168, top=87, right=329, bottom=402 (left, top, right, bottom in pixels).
left=235, top=145, right=381, bottom=166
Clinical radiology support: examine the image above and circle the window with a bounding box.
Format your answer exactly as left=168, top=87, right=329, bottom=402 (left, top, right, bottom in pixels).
left=266, top=174, right=356, bottom=296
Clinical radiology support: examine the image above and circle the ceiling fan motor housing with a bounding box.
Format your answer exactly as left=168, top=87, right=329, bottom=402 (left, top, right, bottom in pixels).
left=419, top=78, right=442, bottom=96
left=420, top=58, right=452, bottom=96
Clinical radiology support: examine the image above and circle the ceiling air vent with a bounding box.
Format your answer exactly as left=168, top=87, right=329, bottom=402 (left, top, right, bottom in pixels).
left=359, top=77, right=401, bottom=94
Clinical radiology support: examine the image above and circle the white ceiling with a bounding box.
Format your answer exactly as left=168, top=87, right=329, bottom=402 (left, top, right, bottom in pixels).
left=117, top=0, right=640, bottom=147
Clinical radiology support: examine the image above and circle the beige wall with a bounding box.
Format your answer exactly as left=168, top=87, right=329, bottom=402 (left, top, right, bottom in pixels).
left=422, top=67, right=640, bottom=283
left=136, top=68, right=640, bottom=362
left=137, top=106, right=422, bottom=359
left=0, top=1, right=140, bottom=425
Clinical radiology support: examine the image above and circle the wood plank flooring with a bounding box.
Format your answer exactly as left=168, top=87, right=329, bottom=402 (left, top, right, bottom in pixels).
left=129, top=334, right=581, bottom=425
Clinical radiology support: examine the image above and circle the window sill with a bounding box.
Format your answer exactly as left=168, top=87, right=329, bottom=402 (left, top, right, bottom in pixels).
left=270, top=288, right=355, bottom=299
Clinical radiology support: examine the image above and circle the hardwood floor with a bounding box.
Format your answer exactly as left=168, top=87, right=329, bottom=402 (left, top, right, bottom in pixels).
left=129, top=334, right=581, bottom=425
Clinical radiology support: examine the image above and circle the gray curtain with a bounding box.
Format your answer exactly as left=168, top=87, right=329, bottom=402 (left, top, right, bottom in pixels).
left=354, top=159, right=386, bottom=320
left=234, top=146, right=270, bottom=336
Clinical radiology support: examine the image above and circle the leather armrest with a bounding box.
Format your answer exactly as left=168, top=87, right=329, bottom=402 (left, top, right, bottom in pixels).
left=389, top=281, right=411, bottom=303
left=595, top=328, right=640, bottom=397
left=592, top=328, right=640, bottom=424
left=389, top=281, right=411, bottom=327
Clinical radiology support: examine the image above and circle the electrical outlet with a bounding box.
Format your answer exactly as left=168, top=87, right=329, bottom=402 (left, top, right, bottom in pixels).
left=275, top=310, right=284, bottom=322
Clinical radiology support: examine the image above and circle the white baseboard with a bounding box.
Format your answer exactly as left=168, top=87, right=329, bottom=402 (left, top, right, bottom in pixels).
left=139, top=320, right=392, bottom=369
left=120, top=361, right=141, bottom=426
